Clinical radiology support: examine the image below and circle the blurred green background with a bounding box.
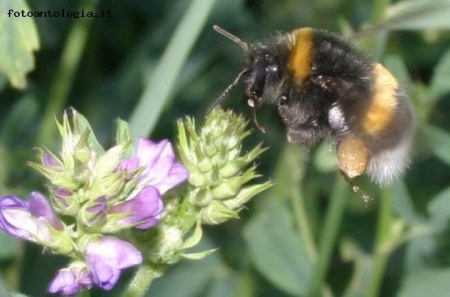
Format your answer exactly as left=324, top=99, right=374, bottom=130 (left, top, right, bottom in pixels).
left=1, top=0, right=450, bottom=296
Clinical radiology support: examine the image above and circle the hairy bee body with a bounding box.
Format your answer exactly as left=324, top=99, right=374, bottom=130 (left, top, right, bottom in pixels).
left=217, top=27, right=414, bottom=185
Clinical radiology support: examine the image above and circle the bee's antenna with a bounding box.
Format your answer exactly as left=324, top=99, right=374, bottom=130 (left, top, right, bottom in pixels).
left=206, top=25, right=250, bottom=115
left=213, top=25, right=248, bottom=51
left=206, top=68, right=248, bottom=115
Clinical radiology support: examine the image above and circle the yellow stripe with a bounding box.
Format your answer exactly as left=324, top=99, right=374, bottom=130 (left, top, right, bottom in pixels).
left=362, top=64, right=398, bottom=134
left=288, top=28, right=313, bottom=80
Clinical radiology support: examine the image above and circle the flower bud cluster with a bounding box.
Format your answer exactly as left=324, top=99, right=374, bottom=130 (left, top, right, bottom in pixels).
left=128, top=109, right=271, bottom=271
left=0, top=109, right=189, bottom=295
left=0, top=108, right=272, bottom=296
left=177, top=109, right=272, bottom=224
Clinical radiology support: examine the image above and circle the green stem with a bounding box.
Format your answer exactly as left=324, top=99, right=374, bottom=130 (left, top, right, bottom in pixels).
left=77, top=290, right=90, bottom=297
left=280, top=145, right=317, bottom=260
left=290, top=170, right=317, bottom=261
left=123, top=263, right=166, bottom=297
left=307, top=176, right=349, bottom=297
left=128, top=0, right=217, bottom=139
left=234, top=257, right=256, bottom=297
left=37, top=0, right=98, bottom=145
left=366, top=188, right=393, bottom=297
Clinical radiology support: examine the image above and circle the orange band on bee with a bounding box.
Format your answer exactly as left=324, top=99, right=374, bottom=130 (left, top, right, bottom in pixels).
left=361, top=64, right=398, bottom=134
left=288, top=28, right=313, bottom=80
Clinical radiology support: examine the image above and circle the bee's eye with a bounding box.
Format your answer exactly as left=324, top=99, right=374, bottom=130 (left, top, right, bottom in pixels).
left=267, top=65, right=279, bottom=74
left=252, top=65, right=267, bottom=98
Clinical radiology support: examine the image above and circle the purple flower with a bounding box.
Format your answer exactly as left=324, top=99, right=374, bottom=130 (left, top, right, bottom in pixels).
left=0, top=192, right=63, bottom=243
left=48, top=266, right=93, bottom=296
left=110, top=186, right=163, bottom=229
left=120, top=138, right=189, bottom=195
left=43, top=152, right=60, bottom=167
left=84, top=196, right=108, bottom=226
left=85, top=236, right=142, bottom=290
left=49, top=236, right=143, bottom=294
left=52, top=188, right=72, bottom=208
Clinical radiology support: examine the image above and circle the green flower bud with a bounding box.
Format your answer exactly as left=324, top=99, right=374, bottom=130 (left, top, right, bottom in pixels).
left=50, top=188, right=80, bottom=215
left=147, top=225, right=184, bottom=265
left=202, top=200, right=239, bottom=225
left=28, top=149, right=80, bottom=190
left=78, top=197, right=107, bottom=228
left=87, top=172, right=127, bottom=203
left=91, top=144, right=127, bottom=181
left=188, top=188, right=213, bottom=207
left=223, top=183, right=272, bottom=210
left=177, top=109, right=272, bottom=225
left=74, top=130, right=94, bottom=164
left=187, top=167, right=205, bottom=187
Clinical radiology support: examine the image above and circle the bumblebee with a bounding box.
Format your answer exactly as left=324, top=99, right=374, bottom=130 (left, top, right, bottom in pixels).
left=212, top=26, right=414, bottom=186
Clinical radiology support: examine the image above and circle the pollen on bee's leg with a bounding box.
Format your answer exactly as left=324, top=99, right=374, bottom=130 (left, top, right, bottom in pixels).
left=337, top=134, right=371, bottom=203
left=337, top=134, right=368, bottom=179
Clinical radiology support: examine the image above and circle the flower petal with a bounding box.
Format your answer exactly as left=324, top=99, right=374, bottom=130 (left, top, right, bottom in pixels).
left=111, top=186, right=163, bottom=229
left=0, top=196, right=37, bottom=241
left=29, top=192, right=63, bottom=230
left=122, top=138, right=189, bottom=196
left=87, top=257, right=121, bottom=290
left=48, top=267, right=92, bottom=296
left=85, top=237, right=142, bottom=290
left=48, top=270, right=79, bottom=295
left=153, top=162, right=189, bottom=194
left=86, top=236, right=142, bottom=269
left=43, top=152, right=60, bottom=167
left=118, top=156, right=140, bottom=172
left=136, top=138, right=172, bottom=168
left=137, top=138, right=188, bottom=194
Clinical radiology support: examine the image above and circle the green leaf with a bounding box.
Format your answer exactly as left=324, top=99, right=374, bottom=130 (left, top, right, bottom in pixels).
left=233, top=264, right=257, bottom=297
left=430, top=48, right=450, bottom=98
left=205, top=272, right=238, bottom=297
left=0, top=95, right=38, bottom=145
left=243, top=198, right=313, bottom=296
left=392, top=181, right=422, bottom=225
left=314, top=142, right=337, bottom=173
left=404, top=231, right=436, bottom=272
left=398, top=268, right=450, bottom=297
left=340, top=238, right=373, bottom=297
left=428, top=185, right=450, bottom=232
left=0, top=0, right=39, bottom=89
left=115, top=118, right=131, bottom=144
left=70, top=108, right=105, bottom=154
left=115, top=118, right=134, bottom=157
left=403, top=184, right=446, bottom=272
left=422, top=124, right=450, bottom=165
left=129, top=0, right=217, bottom=138
left=0, top=276, right=28, bottom=297
left=384, top=55, right=413, bottom=96
left=181, top=216, right=203, bottom=250
left=0, top=233, right=16, bottom=260
left=374, top=0, right=450, bottom=31
left=150, top=237, right=224, bottom=297
left=181, top=248, right=217, bottom=260
left=0, top=145, right=9, bottom=188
